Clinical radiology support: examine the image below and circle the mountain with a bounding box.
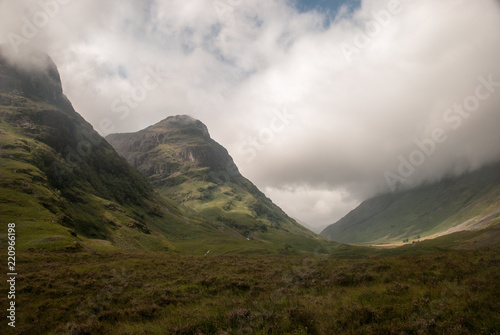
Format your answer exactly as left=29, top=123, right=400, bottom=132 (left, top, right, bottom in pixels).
left=321, top=162, right=500, bottom=245
left=106, top=115, right=325, bottom=250
left=0, top=47, right=331, bottom=254
left=0, top=47, right=222, bottom=252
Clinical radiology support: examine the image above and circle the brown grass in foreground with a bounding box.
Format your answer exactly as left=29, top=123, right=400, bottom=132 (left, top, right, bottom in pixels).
left=3, top=249, right=500, bottom=334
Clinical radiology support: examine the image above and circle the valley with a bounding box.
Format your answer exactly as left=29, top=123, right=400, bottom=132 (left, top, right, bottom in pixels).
left=0, top=40, right=499, bottom=334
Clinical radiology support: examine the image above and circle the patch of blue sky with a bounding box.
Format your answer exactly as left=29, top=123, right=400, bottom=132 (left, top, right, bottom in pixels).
left=291, top=0, right=361, bottom=26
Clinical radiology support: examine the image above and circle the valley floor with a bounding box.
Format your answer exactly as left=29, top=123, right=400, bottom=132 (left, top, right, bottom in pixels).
left=3, top=248, right=500, bottom=335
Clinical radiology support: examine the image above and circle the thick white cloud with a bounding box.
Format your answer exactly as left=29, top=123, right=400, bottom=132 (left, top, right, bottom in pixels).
left=1, top=0, right=499, bottom=229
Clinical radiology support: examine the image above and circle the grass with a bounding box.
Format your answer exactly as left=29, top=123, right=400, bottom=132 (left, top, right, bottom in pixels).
left=2, top=247, right=499, bottom=335
left=158, top=177, right=316, bottom=239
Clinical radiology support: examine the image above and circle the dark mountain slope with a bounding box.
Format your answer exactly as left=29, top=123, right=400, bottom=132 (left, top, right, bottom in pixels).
left=0, top=48, right=216, bottom=251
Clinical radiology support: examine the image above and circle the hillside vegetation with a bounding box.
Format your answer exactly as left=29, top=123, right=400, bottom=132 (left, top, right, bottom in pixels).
left=4, top=245, right=499, bottom=335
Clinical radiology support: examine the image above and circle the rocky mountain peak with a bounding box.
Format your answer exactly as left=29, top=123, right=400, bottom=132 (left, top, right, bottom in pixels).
left=152, top=114, right=210, bottom=139
left=107, top=115, right=238, bottom=180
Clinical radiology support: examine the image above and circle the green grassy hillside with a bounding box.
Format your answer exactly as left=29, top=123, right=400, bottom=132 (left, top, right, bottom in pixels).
left=321, top=163, right=500, bottom=244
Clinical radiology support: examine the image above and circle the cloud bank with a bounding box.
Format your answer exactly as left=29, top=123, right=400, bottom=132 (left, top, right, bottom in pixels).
left=1, top=0, right=499, bottom=230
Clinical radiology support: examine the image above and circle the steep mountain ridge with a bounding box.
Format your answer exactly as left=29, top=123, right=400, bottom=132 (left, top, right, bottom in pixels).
left=106, top=116, right=324, bottom=248
left=321, top=162, right=500, bottom=244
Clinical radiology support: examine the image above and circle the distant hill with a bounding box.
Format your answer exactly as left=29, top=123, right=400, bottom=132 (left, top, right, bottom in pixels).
left=106, top=115, right=325, bottom=250
left=321, top=163, right=500, bottom=244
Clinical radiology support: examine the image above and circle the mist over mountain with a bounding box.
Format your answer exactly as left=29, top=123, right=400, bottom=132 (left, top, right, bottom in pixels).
left=321, top=161, right=500, bottom=245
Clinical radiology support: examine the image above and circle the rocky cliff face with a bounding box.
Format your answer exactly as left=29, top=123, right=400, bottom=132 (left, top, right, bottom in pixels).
left=107, top=115, right=240, bottom=185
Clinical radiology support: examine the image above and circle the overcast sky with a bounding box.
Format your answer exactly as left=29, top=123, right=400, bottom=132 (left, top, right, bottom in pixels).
left=1, top=0, right=500, bottom=232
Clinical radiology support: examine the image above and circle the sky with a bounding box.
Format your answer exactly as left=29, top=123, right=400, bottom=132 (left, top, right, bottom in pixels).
left=1, top=0, right=500, bottom=232
left=294, top=0, right=361, bottom=18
